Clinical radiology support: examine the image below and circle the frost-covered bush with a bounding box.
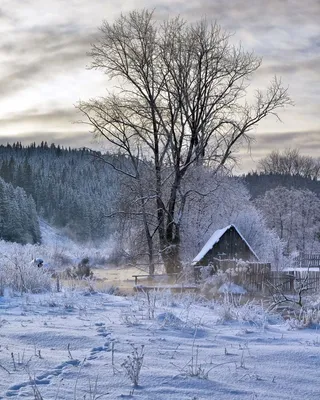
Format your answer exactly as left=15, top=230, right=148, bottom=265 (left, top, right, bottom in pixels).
left=199, top=270, right=228, bottom=299
left=215, top=294, right=269, bottom=327
left=287, top=309, right=320, bottom=329
left=64, top=258, right=93, bottom=279
left=0, top=242, right=51, bottom=294
left=279, top=294, right=320, bottom=329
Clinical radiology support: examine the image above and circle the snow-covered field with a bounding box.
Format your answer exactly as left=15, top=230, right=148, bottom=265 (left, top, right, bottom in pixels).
left=1, top=287, right=320, bottom=399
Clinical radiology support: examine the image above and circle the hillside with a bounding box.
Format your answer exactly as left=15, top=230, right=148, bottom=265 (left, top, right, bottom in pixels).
left=0, top=143, right=123, bottom=243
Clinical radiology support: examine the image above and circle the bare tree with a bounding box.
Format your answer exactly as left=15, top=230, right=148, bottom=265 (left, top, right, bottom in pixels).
left=78, top=10, right=291, bottom=273
left=258, top=149, right=320, bottom=179
left=255, top=187, right=320, bottom=254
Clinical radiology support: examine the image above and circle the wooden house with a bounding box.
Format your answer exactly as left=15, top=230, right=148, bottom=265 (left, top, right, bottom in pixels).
left=192, top=224, right=259, bottom=266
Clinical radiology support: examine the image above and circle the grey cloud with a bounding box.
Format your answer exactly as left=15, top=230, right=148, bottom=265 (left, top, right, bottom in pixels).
left=0, top=0, right=318, bottom=173
left=237, top=129, right=320, bottom=172
left=259, top=57, right=320, bottom=76
left=251, top=130, right=320, bottom=157
left=0, top=108, right=80, bottom=126
left=0, top=25, right=98, bottom=96
left=175, top=0, right=320, bottom=27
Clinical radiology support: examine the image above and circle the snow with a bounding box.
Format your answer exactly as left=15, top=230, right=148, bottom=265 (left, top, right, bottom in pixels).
left=0, top=288, right=320, bottom=399
left=193, top=224, right=259, bottom=264
left=284, top=268, right=320, bottom=272
left=218, top=283, right=247, bottom=294
left=39, top=219, right=78, bottom=249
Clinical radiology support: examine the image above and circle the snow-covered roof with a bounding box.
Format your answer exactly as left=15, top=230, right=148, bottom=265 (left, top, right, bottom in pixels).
left=192, top=224, right=259, bottom=264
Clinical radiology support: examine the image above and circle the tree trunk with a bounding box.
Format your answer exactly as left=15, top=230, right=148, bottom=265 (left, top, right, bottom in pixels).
left=159, top=179, right=182, bottom=274
left=161, top=231, right=182, bottom=274
left=147, top=238, right=155, bottom=275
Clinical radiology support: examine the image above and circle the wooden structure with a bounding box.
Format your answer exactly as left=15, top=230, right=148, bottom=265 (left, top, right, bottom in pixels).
left=269, top=270, right=320, bottom=294
left=132, top=273, right=198, bottom=293
left=274, top=253, right=320, bottom=294
left=194, top=258, right=271, bottom=294
left=292, top=253, right=320, bottom=269
left=132, top=273, right=178, bottom=286
left=193, top=225, right=258, bottom=266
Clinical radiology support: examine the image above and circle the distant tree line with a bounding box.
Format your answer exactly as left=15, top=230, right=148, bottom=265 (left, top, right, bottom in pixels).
left=244, top=172, right=320, bottom=200
left=243, top=149, right=320, bottom=255
left=258, top=149, right=320, bottom=180
left=244, top=148, right=320, bottom=200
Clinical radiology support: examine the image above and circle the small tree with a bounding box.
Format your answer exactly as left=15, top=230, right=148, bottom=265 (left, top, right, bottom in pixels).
left=78, top=10, right=291, bottom=273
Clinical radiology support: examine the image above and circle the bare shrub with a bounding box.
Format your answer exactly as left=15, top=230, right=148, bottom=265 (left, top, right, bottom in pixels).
left=0, top=251, right=51, bottom=294
left=216, top=294, right=268, bottom=327
left=52, top=251, right=73, bottom=267
left=121, top=345, right=145, bottom=387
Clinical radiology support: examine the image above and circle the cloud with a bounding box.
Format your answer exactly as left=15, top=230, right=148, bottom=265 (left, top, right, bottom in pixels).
left=0, top=25, right=97, bottom=97
left=237, top=129, right=320, bottom=172
left=0, top=0, right=318, bottom=172
left=0, top=108, right=79, bottom=126
left=255, top=130, right=320, bottom=152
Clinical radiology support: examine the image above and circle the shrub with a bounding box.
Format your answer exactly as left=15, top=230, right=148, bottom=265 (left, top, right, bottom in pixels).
left=122, top=345, right=145, bottom=387
left=65, top=258, right=93, bottom=279
left=199, top=270, right=228, bottom=299
left=0, top=251, right=51, bottom=294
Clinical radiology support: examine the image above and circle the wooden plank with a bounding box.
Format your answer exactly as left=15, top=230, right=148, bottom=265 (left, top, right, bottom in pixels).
left=132, top=273, right=179, bottom=285
left=134, top=284, right=198, bottom=293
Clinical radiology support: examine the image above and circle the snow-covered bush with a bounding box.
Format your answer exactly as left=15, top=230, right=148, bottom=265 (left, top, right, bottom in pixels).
left=274, top=293, right=320, bottom=329
left=199, top=270, right=228, bottom=299
left=0, top=243, right=51, bottom=294
left=215, top=294, right=268, bottom=327
left=287, top=309, right=320, bottom=329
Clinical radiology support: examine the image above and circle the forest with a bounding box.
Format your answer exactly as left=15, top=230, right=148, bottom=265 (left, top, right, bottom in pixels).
left=0, top=143, right=319, bottom=270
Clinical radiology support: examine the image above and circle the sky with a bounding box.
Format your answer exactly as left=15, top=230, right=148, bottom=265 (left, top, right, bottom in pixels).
left=0, top=0, right=319, bottom=172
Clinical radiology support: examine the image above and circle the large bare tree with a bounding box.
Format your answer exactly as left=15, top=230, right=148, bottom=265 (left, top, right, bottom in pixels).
left=78, top=10, right=291, bottom=274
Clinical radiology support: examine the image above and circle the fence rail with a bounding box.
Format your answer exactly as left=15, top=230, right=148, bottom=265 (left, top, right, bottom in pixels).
left=194, top=258, right=320, bottom=294
left=269, top=270, right=320, bottom=294
left=293, top=253, right=320, bottom=268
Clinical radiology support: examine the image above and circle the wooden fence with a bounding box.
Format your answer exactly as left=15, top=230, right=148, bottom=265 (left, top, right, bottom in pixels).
left=194, top=259, right=271, bottom=294
left=292, top=253, right=320, bottom=269
left=194, top=258, right=320, bottom=294
left=269, top=270, right=320, bottom=294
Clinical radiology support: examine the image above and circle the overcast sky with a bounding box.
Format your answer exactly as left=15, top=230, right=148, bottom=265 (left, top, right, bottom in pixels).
left=0, top=0, right=319, bottom=172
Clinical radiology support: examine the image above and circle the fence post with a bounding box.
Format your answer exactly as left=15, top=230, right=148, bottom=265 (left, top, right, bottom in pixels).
left=56, top=275, right=60, bottom=292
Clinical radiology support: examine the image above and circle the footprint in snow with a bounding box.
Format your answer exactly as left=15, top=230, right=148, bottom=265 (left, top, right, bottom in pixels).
left=87, top=342, right=111, bottom=360
left=5, top=359, right=80, bottom=397
left=95, top=322, right=111, bottom=337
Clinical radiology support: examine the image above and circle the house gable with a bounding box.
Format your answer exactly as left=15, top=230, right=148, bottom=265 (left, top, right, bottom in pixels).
left=193, top=224, right=258, bottom=266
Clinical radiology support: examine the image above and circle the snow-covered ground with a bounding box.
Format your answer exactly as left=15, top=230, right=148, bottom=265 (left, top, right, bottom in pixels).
left=1, top=287, right=320, bottom=399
